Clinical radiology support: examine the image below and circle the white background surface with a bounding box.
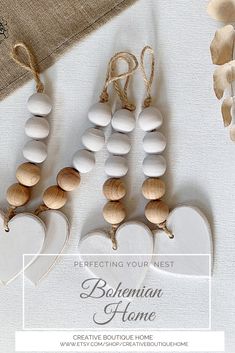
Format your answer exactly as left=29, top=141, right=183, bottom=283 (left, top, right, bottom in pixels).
left=0, top=0, right=234, bottom=352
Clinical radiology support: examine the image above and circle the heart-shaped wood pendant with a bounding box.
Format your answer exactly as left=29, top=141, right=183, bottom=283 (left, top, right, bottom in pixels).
left=152, top=206, right=212, bottom=277
left=0, top=210, right=45, bottom=285
left=25, top=210, right=70, bottom=285
left=79, top=221, right=153, bottom=289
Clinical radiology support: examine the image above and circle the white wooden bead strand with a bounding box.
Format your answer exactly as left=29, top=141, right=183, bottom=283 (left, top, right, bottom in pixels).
left=2, top=42, right=52, bottom=232
left=139, top=45, right=172, bottom=236
left=101, top=51, right=139, bottom=249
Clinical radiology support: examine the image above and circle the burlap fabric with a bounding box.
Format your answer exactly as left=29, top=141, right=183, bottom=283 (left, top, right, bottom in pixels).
left=0, top=0, right=137, bottom=100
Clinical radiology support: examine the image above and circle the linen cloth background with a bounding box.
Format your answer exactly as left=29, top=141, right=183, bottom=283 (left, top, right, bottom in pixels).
left=0, top=0, right=136, bottom=100
left=0, top=0, right=235, bottom=352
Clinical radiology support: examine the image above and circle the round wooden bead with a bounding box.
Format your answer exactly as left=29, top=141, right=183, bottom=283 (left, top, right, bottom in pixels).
left=81, top=127, right=105, bottom=152
left=88, top=102, right=112, bottom=127
left=27, top=92, right=52, bottom=116
left=103, top=201, right=126, bottom=225
left=6, top=183, right=31, bottom=207
left=111, top=109, right=135, bottom=133
left=105, top=156, right=128, bottom=177
left=57, top=167, right=81, bottom=191
left=23, top=140, right=47, bottom=164
left=143, top=155, right=166, bottom=177
left=103, top=178, right=126, bottom=200
left=107, top=132, right=131, bottom=155
left=138, top=107, right=163, bottom=131
left=25, top=116, right=50, bottom=139
left=16, top=162, right=41, bottom=187
left=43, top=185, right=68, bottom=209
left=72, top=149, right=95, bottom=173
left=143, top=131, right=166, bottom=154
left=145, top=200, right=169, bottom=224
left=142, top=178, right=165, bottom=200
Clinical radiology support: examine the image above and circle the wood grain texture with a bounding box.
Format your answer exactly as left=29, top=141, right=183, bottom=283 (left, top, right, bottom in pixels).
left=16, top=162, right=41, bottom=187
left=43, top=185, right=68, bottom=209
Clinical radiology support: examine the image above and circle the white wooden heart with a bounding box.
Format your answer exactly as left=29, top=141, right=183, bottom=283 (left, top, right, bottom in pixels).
left=79, top=221, right=153, bottom=289
left=0, top=210, right=45, bottom=285
left=25, top=210, right=70, bottom=285
left=152, top=206, right=212, bottom=277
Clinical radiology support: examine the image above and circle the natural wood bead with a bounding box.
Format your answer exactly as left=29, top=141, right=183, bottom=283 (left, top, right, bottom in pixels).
left=103, top=201, right=126, bottom=225
left=142, top=178, right=165, bottom=200
left=145, top=200, right=169, bottom=224
left=57, top=167, right=81, bottom=192
left=16, top=162, right=41, bottom=187
left=103, top=178, right=126, bottom=200
left=6, top=183, right=31, bottom=207
left=43, top=185, right=68, bottom=209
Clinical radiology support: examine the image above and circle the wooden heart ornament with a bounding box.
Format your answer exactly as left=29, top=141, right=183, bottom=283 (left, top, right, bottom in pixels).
left=79, top=221, right=153, bottom=289
left=152, top=206, right=212, bottom=277
left=0, top=210, right=45, bottom=285
left=25, top=210, right=70, bottom=285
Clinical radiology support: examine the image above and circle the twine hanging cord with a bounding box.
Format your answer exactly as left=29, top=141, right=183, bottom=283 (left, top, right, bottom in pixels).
left=100, top=51, right=138, bottom=111
left=4, top=206, right=16, bottom=232
left=11, top=42, right=44, bottom=93
left=140, top=45, right=155, bottom=108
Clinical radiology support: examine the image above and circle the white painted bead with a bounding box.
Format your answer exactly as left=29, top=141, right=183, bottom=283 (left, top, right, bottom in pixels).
left=105, top=156, right=128, bottom=177
left=27, top=93, right=52, bottom=116
left=23, top=140, right=47, bottom=164
left=138, top=107, right=163, bottom=131
left=111, top=109, right=135, bottom=133
left=143, top=155, right=166, bottom=177
left=88, top=102, right=112, bottom=127
left=107, top=132, right=131, bottom=155
left=81, top=128, right=105, bottom=152
left=73, top=149, right=95, bottom=173
left=143, top=131, right=166, bottom=154
left=25, top=117, right=50, bottom=139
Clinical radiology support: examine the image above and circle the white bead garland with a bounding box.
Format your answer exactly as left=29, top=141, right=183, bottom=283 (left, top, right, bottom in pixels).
left=82, top=127, right=105, bottom=152
left=27, top=92, right=52, bottom=117
left=107, top=132, right=131, bottom=155
left=143, top=131, right=166, bottom=154
left=143, top=155, right=166, bottom=177
left=105, top=156, right=128, bottom=177
left=88, top=102, right=112, bottom=127
left=111, top=109, right=135, bottom=133
left=23, top=140, right=47, bottom=163
left=25, top=116, right=50, bottom=139
left=73, top=149, right=95, bottom=173
left=138, top=106, right=163, bottom=131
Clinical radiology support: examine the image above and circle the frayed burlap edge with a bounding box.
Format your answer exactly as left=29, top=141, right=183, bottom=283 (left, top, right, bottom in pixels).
left=0, top=0, right=137, bottom=100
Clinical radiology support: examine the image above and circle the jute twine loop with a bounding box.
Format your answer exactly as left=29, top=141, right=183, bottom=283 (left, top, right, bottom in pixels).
left=140, top=45, right=155, bottom=108
left=11, top=42, right=44, bottom=93
left=4, top=206, right=16, bottom=232
left=157, top=221, right=174, bottom=239
left=100, top=51, right=138, bottom=111
left=109, top=224, right=119, bottom=250
left=34, top=204, right=49, bottom=216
